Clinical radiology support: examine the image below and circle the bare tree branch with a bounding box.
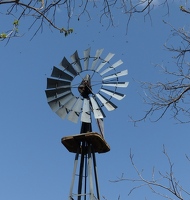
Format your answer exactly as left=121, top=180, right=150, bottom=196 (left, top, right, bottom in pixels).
left=111, top=146, right=190, bottom=200
left=131, top=21, right=190, bottom=124
left=0, top=0, right=178, bottom=40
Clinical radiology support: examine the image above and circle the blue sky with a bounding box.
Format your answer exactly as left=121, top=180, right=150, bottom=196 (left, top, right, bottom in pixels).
left=1, top=1, right=190, bottom=200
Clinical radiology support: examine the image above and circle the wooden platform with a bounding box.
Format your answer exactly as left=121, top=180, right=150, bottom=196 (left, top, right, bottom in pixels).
left=61, top=132, right=110, bottom=154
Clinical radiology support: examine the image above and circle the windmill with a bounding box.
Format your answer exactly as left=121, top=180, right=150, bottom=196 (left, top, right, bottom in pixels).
left=45, top=48, right=128, bottom=200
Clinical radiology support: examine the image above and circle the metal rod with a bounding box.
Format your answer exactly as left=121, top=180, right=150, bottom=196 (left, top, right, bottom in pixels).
left=88, top=145, right=94, bottom=200
left=69, top=148, right=80, bottom=200
left=84, top=154, right=87, bottom=200
left=77, top=142, right=85, bottom=200
left=92, top=147, right=100, bottom=200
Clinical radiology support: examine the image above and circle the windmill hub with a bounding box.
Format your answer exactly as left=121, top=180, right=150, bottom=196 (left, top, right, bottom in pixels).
left=72, top=70, right=102, bottom=98
left=78, top=74, right=92, bottom=98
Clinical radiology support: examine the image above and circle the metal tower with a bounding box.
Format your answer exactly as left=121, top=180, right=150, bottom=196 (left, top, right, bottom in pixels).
left=45, top=48, right=128, bottom=200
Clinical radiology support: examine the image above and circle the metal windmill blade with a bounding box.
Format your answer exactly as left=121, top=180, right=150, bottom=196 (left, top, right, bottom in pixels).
left=55, top=95, right=77, bottom=119
left=102, top=81, right=129, bottom=88
left=91, top=48, right=104, bottom=70
left=95, top=52, right=115, bottom=72
left=60, top=57, right=77, bottom=76
left=81, top=98, right=91, bottom=123
left=45, top=48, right=129, bottom=135
left=100, top=88, right=126, bottom=100
left=51, top=66, right=73, bottom=81
left=83, top=47, right=91, bottom=70
left=67, top=97, right=83, bottom=123
left=102, top=69, right=128, bottom=81
left=90, top=96, right=105, bottom=119
left=70, top=51, right=82, bottom=73
left=95, top=93, right=117, bottom=111
left=100, top=59, right=123, bottom=76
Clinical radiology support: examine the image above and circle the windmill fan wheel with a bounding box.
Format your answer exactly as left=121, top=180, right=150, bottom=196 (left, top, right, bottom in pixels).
left=45, top=48, right=129, bottom=126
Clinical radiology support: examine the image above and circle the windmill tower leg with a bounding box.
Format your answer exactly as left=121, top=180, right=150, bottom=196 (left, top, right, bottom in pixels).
left=87, top=145, right=101, bottom=200
left=88, top=147, right=94, bottom=200
left=77, top=143, right=85, bottom=200
left=92, top=148, right=100, bottom=199
left=69, top=149, right=79, bottom=200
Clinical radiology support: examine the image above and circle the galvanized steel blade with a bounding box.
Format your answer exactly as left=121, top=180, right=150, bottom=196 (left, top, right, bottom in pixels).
left=100, top=60, right=123, bottom=76
left=67, top=98, right=83, bottom=123
left=55, top=96, right=77, bottom=119
left=67, top=111, right=80, bottom=123
left=48, top=93, right=73, bottom=112
left=56, top=106, right=69, bottom=120
left=65, top=96, right=78, bottom=110
left=71, top=97, right=83, bottom=112
left=95, top=93, right=117, bottom=111
left=57, top=93, right=73, bottom=106
left=90, top=96, right=105, bottom=119
left=81, top=99, right=91, bottom=123
left=95, top=53, right=115, bottom=72
left=45, top=87, right=71, bottom=102
left=51, top=66, right=73, bottom=81
left=91, top=49, right=104, bottom=70
left=83, top=48, right=91, bottom=70
left=46, top=78, right=71, bottom=89
left=70, top=51, right=82, bottom=73
left=60, top=57, right=77, bottom=76
left=48, top=101, right=60, bottom=112
left=100, top=88, right=126, bottom=100
left=102, top=69, right=128, bottom=81
left=102, top=81, right=129, bottom=88
left=96, top=118, right=104, bottom=137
